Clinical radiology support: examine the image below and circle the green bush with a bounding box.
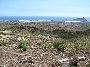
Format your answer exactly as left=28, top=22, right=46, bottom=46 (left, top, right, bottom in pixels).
left=86, top=64, right=90, bottom=67
left=18, top=40, right=28, bottom=51
left=0, top=40, right=8, bottom=46
left=42, top=42, right=51, bottom=49
left=53, top=39, right=65, bottom=52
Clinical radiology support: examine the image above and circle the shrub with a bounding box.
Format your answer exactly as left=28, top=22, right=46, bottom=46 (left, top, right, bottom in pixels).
left=18, top=40, right=28, bottom=51
left=86, top=64, right=90, bottom=67
left=0, top=40, right=8, bottom=46
left=53, top=39, right=65, bottom=52
left=42, top=42, right=51, bottom=49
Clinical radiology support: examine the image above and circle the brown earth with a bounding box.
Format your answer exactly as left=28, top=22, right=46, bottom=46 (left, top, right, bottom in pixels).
left=0, top=44, right=90, bottom=67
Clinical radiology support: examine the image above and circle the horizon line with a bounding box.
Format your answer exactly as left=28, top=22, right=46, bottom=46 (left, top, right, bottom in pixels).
left=0, top=16, right=90, bottom=17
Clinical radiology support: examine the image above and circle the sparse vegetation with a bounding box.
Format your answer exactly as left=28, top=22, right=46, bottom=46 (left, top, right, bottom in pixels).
left=0, top=21, right=90, bottom=66
left=53, top=39, right=66, bottom=52
left=86, top=64, right=90, bottom=67
left=18, top=40, right=29, bottom=51
left=0, top=40, right=8, bottom=46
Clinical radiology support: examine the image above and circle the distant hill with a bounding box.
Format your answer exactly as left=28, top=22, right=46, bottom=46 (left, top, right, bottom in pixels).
left=73, top=17, right=88, bottom=22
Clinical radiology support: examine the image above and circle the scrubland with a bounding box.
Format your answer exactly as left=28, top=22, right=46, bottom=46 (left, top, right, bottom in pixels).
left=0, top=22, right=90, bottom=67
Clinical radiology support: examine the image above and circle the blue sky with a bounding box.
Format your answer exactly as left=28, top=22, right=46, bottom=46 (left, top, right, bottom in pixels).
left=0, top=0, right=90, bottom=17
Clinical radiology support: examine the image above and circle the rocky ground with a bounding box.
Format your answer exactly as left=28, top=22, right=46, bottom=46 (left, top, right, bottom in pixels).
left=0, top=43, right=90, bottom=67
left=0, top=44, right=63, bottom=67
left=0, top=28, right=90, bottom=67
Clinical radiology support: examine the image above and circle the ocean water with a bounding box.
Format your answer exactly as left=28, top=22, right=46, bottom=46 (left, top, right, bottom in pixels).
left=0, top=16, right=90, bottom=22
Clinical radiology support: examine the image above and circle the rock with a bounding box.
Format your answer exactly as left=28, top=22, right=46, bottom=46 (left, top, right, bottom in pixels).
left=20, top=56, right=34, bottom=64
left=69, top=57, right=78, bottom=67
left=17, top=37, right=22, bottom=41
left=78, top=56, right=86, bottom=61
left=59, top=58, right=70, bottom=63
left=27, top=57, right=34, bottom=64
left=61, top=62, right=70, bottom=67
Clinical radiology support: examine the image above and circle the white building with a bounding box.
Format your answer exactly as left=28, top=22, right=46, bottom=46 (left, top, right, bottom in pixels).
left=65, top=21, right=81, bottom=23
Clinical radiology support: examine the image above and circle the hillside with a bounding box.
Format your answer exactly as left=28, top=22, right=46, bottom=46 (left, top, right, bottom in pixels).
left=0, top=21, right=90, bottom=67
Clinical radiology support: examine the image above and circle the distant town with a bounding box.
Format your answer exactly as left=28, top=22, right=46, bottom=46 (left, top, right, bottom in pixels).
left=0, top=17, right=88, bottom=23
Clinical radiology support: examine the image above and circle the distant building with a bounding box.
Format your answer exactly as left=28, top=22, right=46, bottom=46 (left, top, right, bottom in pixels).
left=65, top=21, right=81, bottom=23
left=19, top=20, right=51, bottom=22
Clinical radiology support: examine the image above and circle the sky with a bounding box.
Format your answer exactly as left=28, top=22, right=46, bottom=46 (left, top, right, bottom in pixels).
left=0, top=0, right=90, bottom=17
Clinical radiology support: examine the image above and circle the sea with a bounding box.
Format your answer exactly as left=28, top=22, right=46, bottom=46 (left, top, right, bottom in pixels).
left=0, top=16, right=90, bottom=22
